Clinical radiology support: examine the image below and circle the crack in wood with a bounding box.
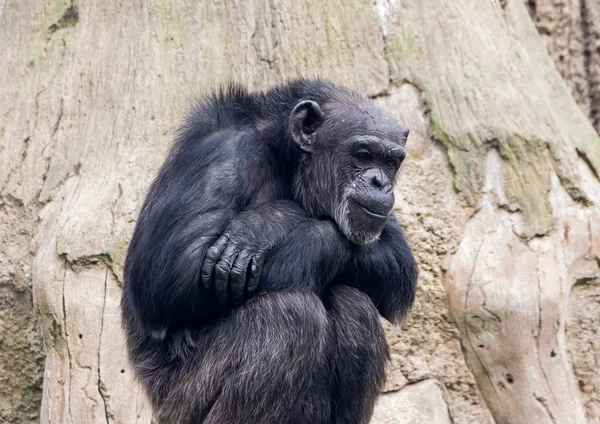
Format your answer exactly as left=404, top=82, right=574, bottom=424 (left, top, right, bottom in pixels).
left=62, top=257, right=74, bottom=424
left=97, top=267, right=111, bottom=424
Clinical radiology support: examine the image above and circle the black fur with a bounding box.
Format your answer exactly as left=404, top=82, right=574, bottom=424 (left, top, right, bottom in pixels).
left=122, top=80, right=418, bottom=423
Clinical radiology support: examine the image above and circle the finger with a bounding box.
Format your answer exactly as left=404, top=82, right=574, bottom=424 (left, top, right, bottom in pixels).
left=246, top=255, right=263, bottom=294
left=201, top=235, right=228, bottom=289
left=214, top=244, right=238, bottom=305
left=230, top=250, right=252, bottom=305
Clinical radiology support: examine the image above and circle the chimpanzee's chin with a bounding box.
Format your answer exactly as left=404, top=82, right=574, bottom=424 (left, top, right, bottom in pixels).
left=342, top=201, right=387, bottom=245
left=345, top=227, right=383, bottom=245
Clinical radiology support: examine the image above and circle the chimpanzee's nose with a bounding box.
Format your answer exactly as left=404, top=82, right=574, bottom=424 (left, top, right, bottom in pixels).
left=364, top=168, right=391, bottom=192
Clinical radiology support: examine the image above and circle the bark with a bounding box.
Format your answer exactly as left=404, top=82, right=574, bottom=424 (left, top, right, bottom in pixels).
left=0, top=0, right=599, bottom=423
left=0, top=198, right=44, bottom=423
left=526, top=0, right=600, bottom=132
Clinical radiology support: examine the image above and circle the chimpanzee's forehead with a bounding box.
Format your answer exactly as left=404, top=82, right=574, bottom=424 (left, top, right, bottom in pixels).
left=357, top=109, right=401, bottom=139
left=324, top=101, right=404, bottom=142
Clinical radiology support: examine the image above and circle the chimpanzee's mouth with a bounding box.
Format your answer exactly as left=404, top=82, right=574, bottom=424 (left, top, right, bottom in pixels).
left=360, top=205, right=387, bottom=219
left=349, top=198, right=389, bottom=219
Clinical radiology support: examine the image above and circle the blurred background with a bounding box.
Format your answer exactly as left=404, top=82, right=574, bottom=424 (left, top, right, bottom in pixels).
left=1, top=0, right=599, bottom=423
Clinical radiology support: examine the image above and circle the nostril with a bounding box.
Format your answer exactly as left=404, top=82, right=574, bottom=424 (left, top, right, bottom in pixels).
left=371, top=174, right=392, bottom=192
left=363, top=169, right=390, bottom=191
left=371, top=174, right=384, bottom=189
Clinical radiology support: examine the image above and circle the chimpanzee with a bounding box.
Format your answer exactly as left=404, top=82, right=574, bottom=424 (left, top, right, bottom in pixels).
left=121, top=79, right=418, bottom=424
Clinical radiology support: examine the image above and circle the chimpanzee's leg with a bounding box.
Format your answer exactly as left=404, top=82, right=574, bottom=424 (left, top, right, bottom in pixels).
left=323, top=285, right=389, bottom=424
left=280, top=285, right=388, bottom=424
left=127, top=286, right=386, bottom=424
left=141, top=291, right=329, bottom=424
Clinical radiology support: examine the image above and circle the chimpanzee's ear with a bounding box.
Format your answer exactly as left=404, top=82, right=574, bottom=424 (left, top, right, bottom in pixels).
left=290, top=100, right=324, bottom=153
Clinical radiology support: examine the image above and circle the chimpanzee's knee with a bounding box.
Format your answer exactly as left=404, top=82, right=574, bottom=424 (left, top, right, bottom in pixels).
left=201, top=291, right=330, bottom=424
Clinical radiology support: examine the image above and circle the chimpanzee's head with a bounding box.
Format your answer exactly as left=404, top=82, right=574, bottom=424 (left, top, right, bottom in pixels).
left=290, top=92, right=409, bottom=245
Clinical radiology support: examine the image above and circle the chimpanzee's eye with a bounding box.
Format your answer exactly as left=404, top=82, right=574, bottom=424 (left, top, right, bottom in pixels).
left=355, top=150, right=373, bottom=162
left=385, top=158, right=400, bottom=169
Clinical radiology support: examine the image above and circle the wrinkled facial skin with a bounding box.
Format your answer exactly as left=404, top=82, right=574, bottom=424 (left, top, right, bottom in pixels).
left=334, top=134, right=407, bottom=244
left=289, top=99, right=409, bottom=244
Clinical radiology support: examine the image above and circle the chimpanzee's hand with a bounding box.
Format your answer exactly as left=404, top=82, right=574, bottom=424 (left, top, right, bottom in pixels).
left=200, top=201, right=307, bottom=305
left=201, top=230, right=267, bottom=305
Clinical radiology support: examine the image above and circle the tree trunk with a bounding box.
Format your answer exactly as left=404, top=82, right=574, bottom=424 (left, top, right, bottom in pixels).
left=1, top=0, right=598, bottom=423
left=527, top=0, right=600, bottom=133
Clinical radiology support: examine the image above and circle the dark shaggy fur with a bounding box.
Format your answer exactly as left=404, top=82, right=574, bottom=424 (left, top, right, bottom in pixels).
left=122, top=80, right=417, bottom=423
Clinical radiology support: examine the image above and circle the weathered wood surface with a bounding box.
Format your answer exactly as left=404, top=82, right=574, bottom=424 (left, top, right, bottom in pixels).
left=1, top=0, right=598, bottom=422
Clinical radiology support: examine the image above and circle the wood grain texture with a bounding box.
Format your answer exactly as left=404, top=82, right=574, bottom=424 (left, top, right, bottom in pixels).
left=1, top=0, right=599, bottom=422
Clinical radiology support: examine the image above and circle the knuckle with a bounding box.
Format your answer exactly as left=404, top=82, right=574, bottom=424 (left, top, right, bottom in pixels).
left=206, top=247, right=220, bottom=260
left=215, top=266, right=229, bottom=277
left=230, top=266, right=244, bottom=277
left=217, top=259, right=232, bottom=270
left=216, top=234, right=229, bottom=246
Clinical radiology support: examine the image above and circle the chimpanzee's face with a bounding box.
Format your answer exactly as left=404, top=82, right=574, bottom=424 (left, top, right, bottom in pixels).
left=333, top=132, right=407, bottom=244
left=289, top=99, right=409, bottom=244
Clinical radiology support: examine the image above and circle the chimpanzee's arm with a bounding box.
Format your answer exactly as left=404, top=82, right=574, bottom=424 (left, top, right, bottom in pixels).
left=257, top=217, right=351, bottom=295
left=201, top=200, right=309, bottom=305
left=202, top=201, right=351, bottom=304
left=338, top=215, right=418, bottom=323
left=123, top=129, right=268, bottom=336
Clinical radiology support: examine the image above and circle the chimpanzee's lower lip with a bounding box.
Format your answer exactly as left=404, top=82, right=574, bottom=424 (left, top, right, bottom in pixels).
left=360, top=206, right=387, bottom=219
left=350, top=198, right=388, bottom=219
